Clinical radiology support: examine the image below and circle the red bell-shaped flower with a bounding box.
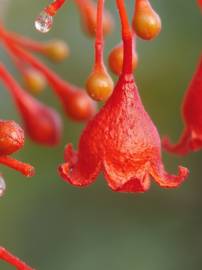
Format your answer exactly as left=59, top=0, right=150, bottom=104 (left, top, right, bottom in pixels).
left=163, top=55, right=202, bottom=155
left=58, top=0, right=188, bottom=193
left=59, top=73, right=188, bottom=192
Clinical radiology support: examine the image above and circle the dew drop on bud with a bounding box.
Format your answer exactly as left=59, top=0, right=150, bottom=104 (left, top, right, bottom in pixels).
left=0, top=176, right=6, bottom=198
left=35, top=10, right=53, bottom=33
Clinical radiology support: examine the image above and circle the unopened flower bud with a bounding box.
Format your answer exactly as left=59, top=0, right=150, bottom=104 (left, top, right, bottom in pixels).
left=108, top=44, right=138, bottom=75
left=133, top=0, right=161, bottom=40
left=86, top=69, right=114, bottom=101
left=0, top=120, right=24, bottom=155
left=43, top=40, right=69, bottom=62
left=23, top=68, right=47, bottom=94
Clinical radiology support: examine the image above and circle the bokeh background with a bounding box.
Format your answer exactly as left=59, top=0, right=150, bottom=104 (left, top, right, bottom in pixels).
left=0, top=0, right=202, bottom=269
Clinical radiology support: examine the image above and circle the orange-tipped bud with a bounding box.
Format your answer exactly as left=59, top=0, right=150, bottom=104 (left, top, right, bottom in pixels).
left=108, top=44, right=138, bottom=75
left=23, top=68, right=47, bottom=94
left=43, top=40, right=69, bottom=62
left=86, top=69, right=114, bottom=101
left=133, top=0, right=161, bottom=40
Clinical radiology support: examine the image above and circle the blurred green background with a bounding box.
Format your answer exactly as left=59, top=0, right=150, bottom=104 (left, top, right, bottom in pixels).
left=0, top=0, right=202, bottom=269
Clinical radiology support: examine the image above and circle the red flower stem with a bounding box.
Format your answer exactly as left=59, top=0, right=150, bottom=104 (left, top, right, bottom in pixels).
left=4, top=32, right=45, bottom=52
left=0, top=42, right=29, bottom=78
left=2, top=40, right=73, bottom=98
left=94, top=0, right=105, bottom=70
left=13, top=59, right=30, bottom=78
left=44, top=0, right=66, bottom=16
left=116, top=0, right=133, bottom=74
left=74, top=0, right=97, bottom=27
left=0, top=63, right=26, bottom=101
left=0, top=24, right=43, bottom=52
left=0, top=156, right=34, bottom=177
left=0, top=247, right=34, bottom=270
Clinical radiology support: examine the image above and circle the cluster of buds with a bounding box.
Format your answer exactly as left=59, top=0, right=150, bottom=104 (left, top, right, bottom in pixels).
left=0, top=23, right=96, bottom=141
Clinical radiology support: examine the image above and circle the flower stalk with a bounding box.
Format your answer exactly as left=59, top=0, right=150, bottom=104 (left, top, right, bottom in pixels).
left=0, top=247, right=34, bottom=270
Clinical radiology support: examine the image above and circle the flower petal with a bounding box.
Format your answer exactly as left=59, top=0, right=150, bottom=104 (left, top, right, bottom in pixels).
left=150, top=161, right=189, bottom=188
left=103, top=158, right=151, bottom=193
left=58, top=144, right=101, bottom=187
left=163, top=128, right=202, bottom=155
left=162, top=129, right=191, bottom=155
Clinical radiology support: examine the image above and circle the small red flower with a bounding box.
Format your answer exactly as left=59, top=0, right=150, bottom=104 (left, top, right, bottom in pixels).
left=0, top=246, right=34, bottom=270
left=163, top=55, right=202, bottom=155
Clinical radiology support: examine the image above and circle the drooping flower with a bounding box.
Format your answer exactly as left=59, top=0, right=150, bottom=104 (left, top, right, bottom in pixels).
left=58, top=0, right=189, bottom=193
left=163, top=55, right=202, bottom=155
left=0, top=64, right=62, bottom=146
left=0, top=246, right=34, bottom=270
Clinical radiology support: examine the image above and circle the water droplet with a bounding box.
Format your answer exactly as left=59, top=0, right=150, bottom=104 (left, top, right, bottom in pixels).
left=35, top=10, right=53, bottom=33
left=0, top=176, right=6, bottom=198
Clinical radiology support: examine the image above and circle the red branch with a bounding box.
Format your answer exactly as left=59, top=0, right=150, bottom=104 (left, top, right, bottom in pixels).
left=0, top=247, right=34, bottom=270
